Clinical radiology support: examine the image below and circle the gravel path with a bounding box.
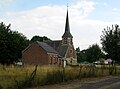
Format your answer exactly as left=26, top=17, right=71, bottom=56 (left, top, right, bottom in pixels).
left=29, top=76, right=120, bottom=89
left=75, top=77, right=120, bottom=89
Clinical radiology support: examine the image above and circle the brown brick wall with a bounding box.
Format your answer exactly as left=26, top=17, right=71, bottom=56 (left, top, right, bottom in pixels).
left=22, top=44, right=49, bottom=66
left=65, top=45, right=77, bottom=58
left=48, top=54, right=63, bottom=66
left=22, top=44, right=63, bottom=66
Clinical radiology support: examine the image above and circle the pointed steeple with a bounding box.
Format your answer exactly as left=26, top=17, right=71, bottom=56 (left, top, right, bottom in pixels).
left=62, top=7, right=73, bottom=38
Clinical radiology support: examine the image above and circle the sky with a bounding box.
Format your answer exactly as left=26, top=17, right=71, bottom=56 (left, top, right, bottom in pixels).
left=0, top=0, right=120, bottom=50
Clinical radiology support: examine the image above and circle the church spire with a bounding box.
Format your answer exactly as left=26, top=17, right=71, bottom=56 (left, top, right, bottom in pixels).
left=62, top=7, right=73, bottom=38
left=62, top=7, right=73, bottom=45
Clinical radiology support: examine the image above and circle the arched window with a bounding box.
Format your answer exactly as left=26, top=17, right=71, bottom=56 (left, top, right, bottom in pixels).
left=70, top=49, right=73, bottom=54
left=49, top=56, right=52, bottom=64
left=64, top=38, right=67, bottom=44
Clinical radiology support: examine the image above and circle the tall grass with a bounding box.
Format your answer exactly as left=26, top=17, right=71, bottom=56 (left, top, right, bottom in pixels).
left=0, top=64, right=120, bottom=89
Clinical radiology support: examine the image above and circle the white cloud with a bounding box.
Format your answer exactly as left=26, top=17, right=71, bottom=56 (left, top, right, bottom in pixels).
left=112, top=8, right=120, bottom=15
left=2, top=0, right=120, bottom=50
left=5, top=5, right=67, bottom=39
left=72, top=0, right=95, bottom=18
left=103, top=2, right=107, bottom=6
left=112, top=8, right=119, bottom=12
left=0, top=0, right=14, bottom=7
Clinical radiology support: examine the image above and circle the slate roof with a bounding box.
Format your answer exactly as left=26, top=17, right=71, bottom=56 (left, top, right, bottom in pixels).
left=44, top=40, right=61, bottom=51
left=36, top=41, right=58, bottom=54
left=22, top=41, right=58, bottom=54
left=57, top=45, right=68, bottom=57
left=22, top=40, right=68, bottom=57
left=44, top=40, right=68, bottom=57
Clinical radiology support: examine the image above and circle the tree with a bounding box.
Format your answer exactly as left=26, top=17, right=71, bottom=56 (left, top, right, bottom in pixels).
left=0, top=22, right=29, bottom=65
left=80, top=50, right=87, bottom=62
left=85, top=44, right=103, bottom=63
left=101, top=24, right=120, bottom=63
left=76, top=45, right=103, bottom=63
left=30, top=35, right=50, bottom=43
left=0, top=22, right=11, bottom=65
left=76, top=47, right=87, bottom=63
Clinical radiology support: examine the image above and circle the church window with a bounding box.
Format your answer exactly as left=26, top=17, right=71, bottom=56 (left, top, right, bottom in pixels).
left=55, top=57, right=58, bottom=63
left=70, top=49, right=73, bottom=54
left=53, top=56, right=56, bottom=64
left=59, top=59, right=61, bottom=65
left=64, top=38, right=67, bottom=44
left=49, top=56, right=52, bottom=64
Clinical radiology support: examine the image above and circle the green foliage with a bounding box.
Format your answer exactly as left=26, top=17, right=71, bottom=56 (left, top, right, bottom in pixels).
left=76, top=47, right=81, bottom=63
left=101, top=24, right=120, bottom=63
left=0, top=22, right=29, bottom=65
left=76, top=47, right=88, bottom=63
left=30, top=35, right=50, bottom=43
left=85, top=44, right=104, bottom=63
left=78, top=44, right=104, bottom=63
left=79, top=50, right=87, bottom=62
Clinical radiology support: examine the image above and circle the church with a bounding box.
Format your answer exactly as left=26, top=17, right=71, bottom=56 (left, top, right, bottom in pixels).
left=22, top=9, right=77, bottom=66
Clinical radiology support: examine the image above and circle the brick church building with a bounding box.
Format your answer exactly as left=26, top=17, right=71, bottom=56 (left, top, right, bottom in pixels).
left=22, top=9, right=77, bottom=66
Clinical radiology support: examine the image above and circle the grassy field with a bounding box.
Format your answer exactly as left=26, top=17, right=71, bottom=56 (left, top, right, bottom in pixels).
left=0, top=65, right=120, bottom=89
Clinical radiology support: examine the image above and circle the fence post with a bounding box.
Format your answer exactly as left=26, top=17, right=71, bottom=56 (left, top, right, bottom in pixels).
left=62, top=67, right=65, bottom=82
left=79, top=65, right=82, bottom=80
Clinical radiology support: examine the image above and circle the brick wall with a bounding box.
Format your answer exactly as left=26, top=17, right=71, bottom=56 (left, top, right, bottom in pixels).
left=22, top=44, right=49, bottom=66
left=66, top=45, right=77, bottom=58
left=65, top=45, right=77, bottom=64
left=22, top=44, right=63, bottom=66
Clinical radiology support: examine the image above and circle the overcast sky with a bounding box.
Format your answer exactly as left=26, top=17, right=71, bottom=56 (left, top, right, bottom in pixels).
left=0, top=0, right=120, bottom=50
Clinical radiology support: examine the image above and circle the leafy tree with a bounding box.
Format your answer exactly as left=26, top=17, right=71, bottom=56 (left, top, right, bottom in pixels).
left=0, top=22, right=29, bottom=65
left=0, top=22, right=11, bottom=65
left=30, top=35, right=50, bottom=43
left=80, top=50, right=87, bottom=62
left=101, top=24, right=120, bottom=63
left=84, top=44, right=103, bottom=63
left=43, top=36, right=50, bottom=41
left=76, top=44, right=103, bottom=63
left=76, top=47, right=87, bottom=63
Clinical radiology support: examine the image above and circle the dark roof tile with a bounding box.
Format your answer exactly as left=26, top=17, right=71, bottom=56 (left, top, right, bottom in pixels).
left=57, top=45, right=68, bottom=57
left=36, top=41, right=58, bottom=54
left=44, top=40, right=68, bottom=57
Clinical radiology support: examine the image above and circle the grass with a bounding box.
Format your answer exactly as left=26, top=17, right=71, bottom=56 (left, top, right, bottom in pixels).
left=0, top=64, right=120, bottom=89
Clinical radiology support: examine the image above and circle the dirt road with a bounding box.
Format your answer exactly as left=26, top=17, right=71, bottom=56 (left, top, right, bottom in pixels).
left=29, top=76, right=120, bottom=89
left=75, top=77, right=120, bottom=89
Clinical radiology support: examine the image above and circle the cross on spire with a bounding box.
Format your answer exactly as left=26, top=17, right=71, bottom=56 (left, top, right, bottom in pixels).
left=67, top=3, right=69, bottom=9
